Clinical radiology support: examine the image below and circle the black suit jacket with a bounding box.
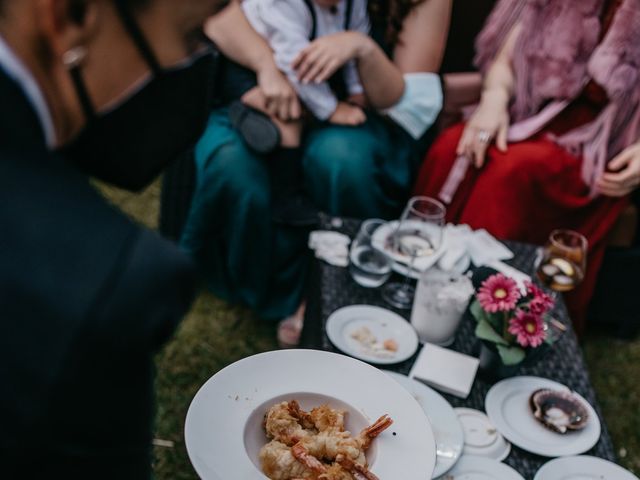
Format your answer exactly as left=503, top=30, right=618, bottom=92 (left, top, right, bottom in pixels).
left=0, top=70, right=197, bottom=478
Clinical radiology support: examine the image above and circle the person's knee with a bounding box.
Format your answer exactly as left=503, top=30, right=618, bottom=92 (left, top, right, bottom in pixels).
left=304, top=127, right=374, bottom=185
left=197, top=140, right=270, bottom=211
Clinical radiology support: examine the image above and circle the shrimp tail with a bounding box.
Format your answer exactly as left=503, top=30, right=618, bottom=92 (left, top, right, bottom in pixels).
left=336, top=455, right=380, bottom=480
left=291, top=443, right=327, bottom=474
left=288, top=400, right=315, bottom=429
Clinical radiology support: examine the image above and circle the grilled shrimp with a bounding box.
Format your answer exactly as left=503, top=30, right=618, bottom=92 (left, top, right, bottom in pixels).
left=294, top=414, right=393, bottom=466
left=264, top=401, right=316, bottom=445
left=260, top=441, right=321, bottom=480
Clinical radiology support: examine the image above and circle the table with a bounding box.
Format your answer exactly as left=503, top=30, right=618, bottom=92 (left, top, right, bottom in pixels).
left=300, top=216, right=617, bottom=480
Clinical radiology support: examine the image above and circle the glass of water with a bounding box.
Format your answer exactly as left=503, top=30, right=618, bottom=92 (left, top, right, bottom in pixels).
left=349, top=219, right=392, bottom=288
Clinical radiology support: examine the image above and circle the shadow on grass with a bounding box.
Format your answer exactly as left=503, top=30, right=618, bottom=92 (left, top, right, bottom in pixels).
left=152, top=294, right=277, bottom=480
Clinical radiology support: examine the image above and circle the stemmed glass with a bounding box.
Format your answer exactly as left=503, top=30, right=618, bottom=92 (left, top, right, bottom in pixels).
left=536, top=229, right=588, bottom=293
left=382, top=196, right=446, bottom=309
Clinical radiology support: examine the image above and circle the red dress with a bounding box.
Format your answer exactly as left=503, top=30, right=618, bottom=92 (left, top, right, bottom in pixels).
left=414, top=0, right=627, bottom=335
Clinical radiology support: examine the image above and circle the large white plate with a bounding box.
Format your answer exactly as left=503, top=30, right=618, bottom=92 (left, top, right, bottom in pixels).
left=185, top=350, right=436, bottom=480
left=485, top=376, right=601, bottom=458
left=435, top=455, right=525, bottom=480
left=371, top=221, right=447, bottom=279
left=385, top=371, right=464, bottom=478
left=534, top=455, right=639, bottom=480
left=326, top=305, right=419, bottom=365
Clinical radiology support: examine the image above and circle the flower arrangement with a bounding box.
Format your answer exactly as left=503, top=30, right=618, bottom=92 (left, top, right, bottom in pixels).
left=470, top=273, right=556, bottom=366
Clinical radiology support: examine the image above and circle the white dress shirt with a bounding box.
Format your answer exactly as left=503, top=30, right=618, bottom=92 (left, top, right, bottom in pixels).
left=0, top=34, right=56, bottom=148
left=243, top=0, right=369, bottom=120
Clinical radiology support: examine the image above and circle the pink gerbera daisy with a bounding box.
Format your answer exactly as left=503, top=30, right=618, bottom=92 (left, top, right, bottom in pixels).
left=526, top=282, right=555, bottom=315
left=477, top=274, right=520, bottom=313
left=508, top=310, right=547, bottom=348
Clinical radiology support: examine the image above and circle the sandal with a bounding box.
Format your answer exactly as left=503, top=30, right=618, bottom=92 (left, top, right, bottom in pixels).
left=228, top=101, right=280, bottom=154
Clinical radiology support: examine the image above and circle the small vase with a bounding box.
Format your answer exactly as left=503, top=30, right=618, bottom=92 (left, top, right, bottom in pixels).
left=478, top=341, right=551, bottom=383
left=478, top=342, right=521, bottom=382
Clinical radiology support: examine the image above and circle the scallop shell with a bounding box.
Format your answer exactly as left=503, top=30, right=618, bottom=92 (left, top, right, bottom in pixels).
left=529, top=389, right=589, bottom=434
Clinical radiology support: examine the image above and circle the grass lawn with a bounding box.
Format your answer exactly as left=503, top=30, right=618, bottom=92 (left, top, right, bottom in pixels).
left=98, top=180, right=640, bottom=479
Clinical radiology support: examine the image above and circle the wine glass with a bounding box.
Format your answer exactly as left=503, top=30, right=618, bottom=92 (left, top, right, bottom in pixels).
left=536, top=229, right=588, bottom=293
left=381, top=196, right=446, bottom=309
left=349, top=219, right=393, bottom=288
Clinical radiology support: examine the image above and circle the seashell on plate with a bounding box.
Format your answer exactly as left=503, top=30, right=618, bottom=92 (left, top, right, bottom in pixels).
left=529, top=389, right=589, bottom=434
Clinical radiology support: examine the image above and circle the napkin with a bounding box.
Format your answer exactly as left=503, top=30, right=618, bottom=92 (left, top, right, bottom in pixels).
left=437, top=226, right=531, bottom=288
left=409, top=343, right=479, bottom=399
left=308, top=231, right=351, bottom=267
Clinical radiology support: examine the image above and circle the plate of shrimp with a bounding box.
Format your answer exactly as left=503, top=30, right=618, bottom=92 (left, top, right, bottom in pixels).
left=185, top=349, right=436, bottom=480
left=261, top=400, right=392, bottom=479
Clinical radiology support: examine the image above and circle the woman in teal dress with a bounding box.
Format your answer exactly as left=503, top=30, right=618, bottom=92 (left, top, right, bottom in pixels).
left=180, top=0, right=452, bottom=328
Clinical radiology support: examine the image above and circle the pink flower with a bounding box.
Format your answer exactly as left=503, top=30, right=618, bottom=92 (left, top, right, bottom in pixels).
left=477, top=274, right=520, bottom=313
left=526, top=282, right=555, bottom=315
left=508, top=310, right=547, bottom=348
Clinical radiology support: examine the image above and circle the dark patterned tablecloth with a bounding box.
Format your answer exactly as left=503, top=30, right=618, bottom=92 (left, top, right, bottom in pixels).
left=300, top=216, right=616, bottom=480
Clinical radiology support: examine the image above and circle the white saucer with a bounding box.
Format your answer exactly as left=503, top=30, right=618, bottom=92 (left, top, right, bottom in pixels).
left=534, top=455, right=639, bottom=480
left=485, top=376, right=601, bottom=458
left=185, top=350, right=436, bottom=479
left=435, top=455, right=525, bottom=480
left=385, top=371, right=464, bottom=478
left=371, top=221, right=447, bottom=279
left=326, top=305, right=419, bottom=365
left=454, top=408, right=511, bottom=461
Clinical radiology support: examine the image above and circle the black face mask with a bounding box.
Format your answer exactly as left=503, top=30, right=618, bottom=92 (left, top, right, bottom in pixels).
left=61, top=1, right=216, bottom=191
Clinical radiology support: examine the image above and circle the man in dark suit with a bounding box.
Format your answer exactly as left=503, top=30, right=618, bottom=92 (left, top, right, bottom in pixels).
left=0, top=0, right=226, bottom=477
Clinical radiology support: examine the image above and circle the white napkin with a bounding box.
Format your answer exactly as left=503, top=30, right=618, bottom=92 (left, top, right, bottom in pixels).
left=436, top=225, right=531, bottom=289
left=466, top=229, right=514, bottom=266
left=438, top=224, right=472, bottom=272
left=409, top=343, right=479, bottom=399
left=308, top=231, right=351, bottom=267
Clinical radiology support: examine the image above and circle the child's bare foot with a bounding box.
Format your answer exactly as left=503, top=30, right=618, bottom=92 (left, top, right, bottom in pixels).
left=329, top=102, right=366, bottom=126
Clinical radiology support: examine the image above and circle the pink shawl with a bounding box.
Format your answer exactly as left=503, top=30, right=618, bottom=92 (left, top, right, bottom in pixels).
left=441, top=0, right=640, bottom=202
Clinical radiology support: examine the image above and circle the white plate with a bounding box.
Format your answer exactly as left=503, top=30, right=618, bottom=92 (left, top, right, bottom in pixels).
left=534, top=455, right=639, bottom=480
left=326, top=305, right=419, bottom=365
left=435, top=455, right=525, bottom=480
left=454, top=408, right=511, bottom=461
left=372, top=221, right=447, bottom=278
left=385, top=371, right=464, bottom=478
left=485, top=376, right=601, bottom=458
left=185, top=350, right=436, bottom=480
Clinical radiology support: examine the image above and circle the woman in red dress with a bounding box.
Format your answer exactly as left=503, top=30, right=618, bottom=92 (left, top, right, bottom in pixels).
left=414, top=0, right=640, bottom=333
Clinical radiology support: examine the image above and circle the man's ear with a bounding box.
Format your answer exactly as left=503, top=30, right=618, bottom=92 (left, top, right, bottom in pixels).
left=35, top=0, right=100, bottom=59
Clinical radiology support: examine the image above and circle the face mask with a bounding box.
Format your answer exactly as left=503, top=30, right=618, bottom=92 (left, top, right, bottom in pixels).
left=61, top=1, right=217, bottom=191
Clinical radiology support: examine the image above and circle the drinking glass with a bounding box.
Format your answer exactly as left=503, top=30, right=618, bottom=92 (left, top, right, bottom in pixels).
left=382, top=196, right=446, bottom=309
left=536, top=229, right=588, bottom=293
left=349, top=219, right=393, bottom=288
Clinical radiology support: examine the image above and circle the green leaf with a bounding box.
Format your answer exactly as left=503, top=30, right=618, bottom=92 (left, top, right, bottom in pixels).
left=497, top=344, right=526, bottom=366
left=486, top=312, right=504, bottom=331
left=475, top=319, right=508, bottom=346
left=469, top=299, right=485, bottom=321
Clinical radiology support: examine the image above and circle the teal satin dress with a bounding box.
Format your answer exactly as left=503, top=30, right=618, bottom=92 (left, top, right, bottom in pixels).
left=180, top=104, right=423, bottom=320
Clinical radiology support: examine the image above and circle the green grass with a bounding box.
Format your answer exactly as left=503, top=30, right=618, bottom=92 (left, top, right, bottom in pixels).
left=98, top=180, right=640, bottom=479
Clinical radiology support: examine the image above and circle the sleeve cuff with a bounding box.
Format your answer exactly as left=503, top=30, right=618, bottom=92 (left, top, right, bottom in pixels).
left=384, top=72, right=443, bottom=139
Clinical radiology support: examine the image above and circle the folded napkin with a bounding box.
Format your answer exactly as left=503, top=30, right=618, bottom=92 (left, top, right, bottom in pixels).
left=308, top=231, right=351, bottom=267
left=436, top=225, right=530, bottom=288
left=409, top=343, right=479, bottom=399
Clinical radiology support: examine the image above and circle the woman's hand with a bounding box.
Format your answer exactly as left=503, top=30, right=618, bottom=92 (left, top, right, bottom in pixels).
left=596, top=143, right=640, bottom=197
left=256, top=64, right=301, bottom=121
left=456, top=88, right=510, bottom=168
left=292, top=32, right=371, bottom=85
